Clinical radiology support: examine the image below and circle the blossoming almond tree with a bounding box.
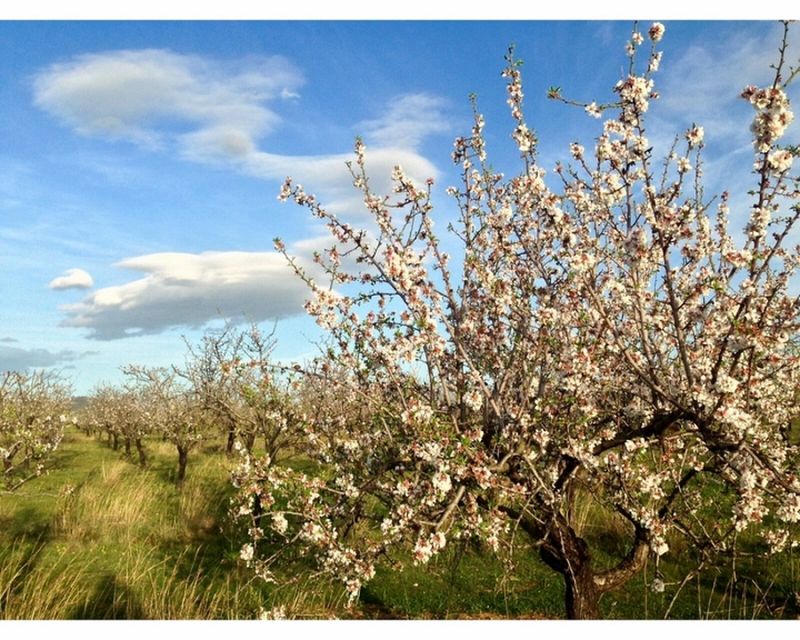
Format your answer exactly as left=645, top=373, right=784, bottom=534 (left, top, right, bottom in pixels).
left=182, top=324, right=301, bottom=460
left=87, top=385, right=151, bottom=466
left=235, top=22, right=800, bottom=619
left=86, top=385, right=124, bottom=451
left=124, top=365, right=207, bottom=485
left=180, top=327, right=244, bottom=455
left=0, top=370, right=72, bottom=492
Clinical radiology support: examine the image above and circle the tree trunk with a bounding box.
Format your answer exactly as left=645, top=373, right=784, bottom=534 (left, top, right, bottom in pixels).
left=499, top=500, right=648, bottom=620
left=176, top=446, right=188, bottom=485
left=226, top=426, right=236, bottom=455
left=252, top=492, right=263, bottom=528
left=563, top=562, right=601, bottom=619
left=112, top=432, right=119, bottom=450
left=135, top=439, right=147, bottom=467
left=124, top=438, right=131, bottom=457
left=539, top=521, right=602, bottom=619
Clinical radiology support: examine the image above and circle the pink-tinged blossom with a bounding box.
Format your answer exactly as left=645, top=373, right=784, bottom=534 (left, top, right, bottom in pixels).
left=648, top=51, right=663, bottom=73
left=272, top=512, right=288, bottom=535
left=432, top=469, right=452, bottom=495
left=742, top=85, right=794, bottom=152
left=714, top=372, right=740, bottom=395
left=648, top=22, right=665, bottom=42
left=585, top=101, right=602, bottom=118
left=240, top=543, right=254, bottom=563
left=686, top=125, right=704, bottom=147
left=768, top=148, right=794, bottom=173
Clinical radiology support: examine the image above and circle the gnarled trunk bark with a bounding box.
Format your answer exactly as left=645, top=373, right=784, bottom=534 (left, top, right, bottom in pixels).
left=497, top=491, right=650, bottom=620
left=243, top=431, right=256, bottom=453
left=135, top=438, right=147, bottom=467
left=226, top=426, right=236, bottom=455
left=538, top=516, right=650, bottom=619
left=176, top=445, right=188, bottom=485
left=564, top=562, right=601, bottom=619
left=539, top=525, right=601, bottom=619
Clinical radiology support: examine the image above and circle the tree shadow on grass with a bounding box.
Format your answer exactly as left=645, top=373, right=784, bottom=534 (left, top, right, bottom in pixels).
left=0, top=536, right=49, bottom=617
left=153, top=479, right=242, bottom=584
left=357, top=586, right=401, bottom=619
left=70, top=573, right=146, bottom=619
left=2, top=504, right=53, bottom=543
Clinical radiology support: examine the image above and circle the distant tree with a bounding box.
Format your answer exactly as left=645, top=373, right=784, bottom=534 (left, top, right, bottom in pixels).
left=180, top=327, right=242, bottom=456
left=235, top=22, right=800, bottom=618
left=183, top=324, right=303, bottom=462
left=86, top=384, right=150, bottom=466
left=0, top=370, right=72, bottom=491
left=124, top=366, right=206, bottom=485
left=86, top=385, right=121, bottom=450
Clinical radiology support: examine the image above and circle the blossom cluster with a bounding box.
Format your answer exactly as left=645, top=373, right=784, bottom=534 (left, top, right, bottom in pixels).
left=741, top=84, right=795, bottom=152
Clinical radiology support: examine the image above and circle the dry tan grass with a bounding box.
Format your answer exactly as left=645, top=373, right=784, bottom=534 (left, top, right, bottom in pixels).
left=0, top=542, right=95, bottom=619
left=55, top=461, right=173, bottom=542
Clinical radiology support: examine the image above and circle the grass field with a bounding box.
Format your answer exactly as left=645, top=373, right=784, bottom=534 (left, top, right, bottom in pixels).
left=1, top=427, right=798, bottom=619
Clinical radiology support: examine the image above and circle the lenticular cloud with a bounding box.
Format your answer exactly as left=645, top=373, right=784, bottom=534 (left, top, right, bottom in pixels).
left=33, top=49, right=304, bottom=152
left=59, top=251, right=312, bottom=340
left=49, top=268, right=94, bottom=290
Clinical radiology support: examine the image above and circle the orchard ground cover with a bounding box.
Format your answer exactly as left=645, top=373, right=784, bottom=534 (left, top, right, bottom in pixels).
left=0, top=426, right=798, bottom=619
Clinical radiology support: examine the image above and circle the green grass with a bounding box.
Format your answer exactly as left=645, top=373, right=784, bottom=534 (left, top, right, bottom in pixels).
left=359, top=539, right=564, bottom=619
left=0, top=428, right=340, bottom=619
left=1, top=428, right=798, bottom=619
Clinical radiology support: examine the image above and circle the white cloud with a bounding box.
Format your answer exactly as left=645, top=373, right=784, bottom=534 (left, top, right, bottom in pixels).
left=34, top=50, right=451, bottom=220
left=36, top=50, right=456, bottom=341
left=34, top=49, right=304, bottom=152
left=179, top=112, right=446, bottom=219
left=49, top=267, right=94, bottom=290
left=59, top=250, right=318, bottom=340
left=359, top=93, right=449, bottom=150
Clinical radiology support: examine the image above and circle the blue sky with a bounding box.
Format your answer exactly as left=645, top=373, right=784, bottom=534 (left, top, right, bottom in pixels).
left=0, top=17, right=798, bottom=394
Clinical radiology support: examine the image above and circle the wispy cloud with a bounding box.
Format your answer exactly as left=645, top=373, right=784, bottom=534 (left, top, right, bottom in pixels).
left=655, top=23, right=798, bottom=148
left=49, top=267, right=94, bottom=290
left=176, top=107, right=446, bottom=218
left=0, top=344, right=97, bottom=372
left=34, top=49, right=303, bottom=152
left=359, top=93, right=449, bottom=150
left=34, top=49, right=451, bottom=219
left=280, top=87, right=301, bottom=100
left=59, top=250, right=319, bottom=340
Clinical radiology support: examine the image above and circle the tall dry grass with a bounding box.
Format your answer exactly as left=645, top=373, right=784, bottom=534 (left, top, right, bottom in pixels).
left=0, top=541, right=94, bottom=618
